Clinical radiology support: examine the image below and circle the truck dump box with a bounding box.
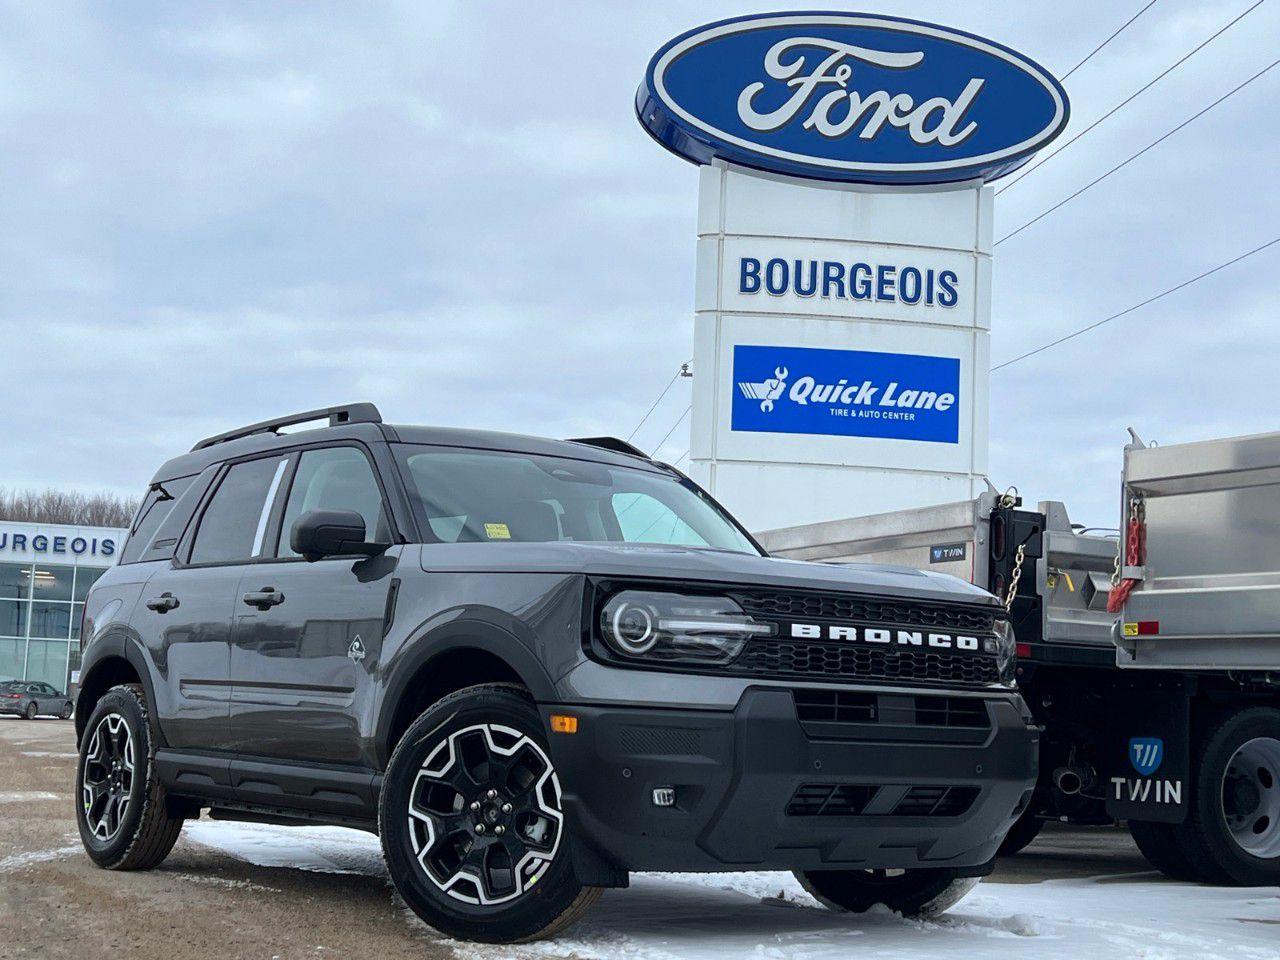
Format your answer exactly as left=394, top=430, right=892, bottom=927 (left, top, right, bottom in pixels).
left=1115, top=429, right=1280, bottom=672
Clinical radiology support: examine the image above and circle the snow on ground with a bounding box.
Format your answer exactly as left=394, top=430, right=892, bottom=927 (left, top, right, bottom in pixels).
left=0, top=791, right=61, bottom=802
left=184, top=820, right=1280, bottom=960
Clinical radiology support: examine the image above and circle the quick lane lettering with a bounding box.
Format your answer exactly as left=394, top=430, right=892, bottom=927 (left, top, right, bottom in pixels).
left=740, top=257, right=959, bottom=308
left=790, top=623, right=979, bottom=651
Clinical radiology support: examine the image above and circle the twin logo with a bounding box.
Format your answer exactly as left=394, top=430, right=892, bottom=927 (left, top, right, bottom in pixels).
left=732, top=344, right=960, bottom=444
left=1129, top=737, right=1164, bottom=777
left=638, top=13, right=1069, bottom=185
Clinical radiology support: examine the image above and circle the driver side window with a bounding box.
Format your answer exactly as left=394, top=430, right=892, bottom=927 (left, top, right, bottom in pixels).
left=277, top=447, right=389, bottom=558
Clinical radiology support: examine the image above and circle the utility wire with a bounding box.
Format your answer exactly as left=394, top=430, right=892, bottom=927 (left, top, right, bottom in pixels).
left=992, top=235, right=1280, bottom=371
left=626, top=360, right=690, bottom=442
left=996, top=56, right=1280, bottom=246
left=650, top=404, right=691, bottom=456
left=1060, top=0, right=1163, bottom=81
left=997, top=0, right=1269, bottom=196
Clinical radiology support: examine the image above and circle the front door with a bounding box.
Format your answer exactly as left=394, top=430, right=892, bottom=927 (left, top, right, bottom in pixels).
left=228, top=445, right=397, bottom=766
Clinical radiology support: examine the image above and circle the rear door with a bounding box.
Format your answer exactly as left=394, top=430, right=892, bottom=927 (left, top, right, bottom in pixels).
left=228, top=444, right=398, bottom=767
left=138, top=453, right=290, bottom=750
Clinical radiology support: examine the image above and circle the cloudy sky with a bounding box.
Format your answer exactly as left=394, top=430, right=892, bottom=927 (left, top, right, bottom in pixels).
left=1, top=0, right=1276, bottom=528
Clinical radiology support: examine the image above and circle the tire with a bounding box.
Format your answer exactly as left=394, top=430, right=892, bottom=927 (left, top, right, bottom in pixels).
left=997, top=809, right=1044, bottom=856
left=23, top=702, right=36, bottom=720
left=1127, top=819, right=1206, bottom=882
left=76, top=684, right=184, bottom=870
left=1183, top=707, right=1280, bottom=886
left=379, top=684, right=601, bottom=943
left=796, top=868, right=980, bottom=919
left=59, top=702, right=73, bottom=721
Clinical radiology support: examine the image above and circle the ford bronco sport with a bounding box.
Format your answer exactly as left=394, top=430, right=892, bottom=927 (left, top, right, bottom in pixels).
left=74, top=403, right=1036, bottom=942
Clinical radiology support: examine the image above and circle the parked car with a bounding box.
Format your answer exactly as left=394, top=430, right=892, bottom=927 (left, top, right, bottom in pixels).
left=73, top=403, right=1036, bottom=943
left=1, top=681, right=75, bottom=720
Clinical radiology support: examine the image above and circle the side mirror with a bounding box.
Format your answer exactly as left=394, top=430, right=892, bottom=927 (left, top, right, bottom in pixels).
left=290, top=509, right=389, bottom=562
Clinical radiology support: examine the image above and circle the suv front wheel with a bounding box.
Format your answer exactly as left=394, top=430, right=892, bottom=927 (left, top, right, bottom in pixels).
left=379, top=684, right=600, bottom=943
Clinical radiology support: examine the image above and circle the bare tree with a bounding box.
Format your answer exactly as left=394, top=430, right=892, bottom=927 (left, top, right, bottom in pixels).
left=0, top=488, right=139, bottom=528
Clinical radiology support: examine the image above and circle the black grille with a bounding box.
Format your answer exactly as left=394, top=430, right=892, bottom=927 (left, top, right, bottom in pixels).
left=735, top=642, right=1000, bottom=686
left=891, top=786, right=980, bottom=817
left=734, top=591, right=998, bottom=633
left=793, top=690, right=992, bottom=728
left=786, top=784, right=877, bottom=816
left=794, top=689, right=877, bottom=724
left=787, top=783, right=980, bottom=817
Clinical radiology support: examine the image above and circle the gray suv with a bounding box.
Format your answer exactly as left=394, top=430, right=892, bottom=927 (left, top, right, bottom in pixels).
left=74, top=403, right=1036, bottom=942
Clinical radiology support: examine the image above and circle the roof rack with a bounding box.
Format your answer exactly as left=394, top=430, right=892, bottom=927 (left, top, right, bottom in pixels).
left=192, top=403, right=383, bottom=452
left=566, top=436, right=651, bottom=459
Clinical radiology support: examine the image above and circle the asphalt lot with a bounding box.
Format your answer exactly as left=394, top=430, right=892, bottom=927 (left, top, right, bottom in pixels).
left=1, top=716, right=1275, bottom=960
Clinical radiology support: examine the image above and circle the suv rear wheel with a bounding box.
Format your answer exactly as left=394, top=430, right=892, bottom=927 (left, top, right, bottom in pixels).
left=379, top=684, right=600, bottom=943
left=796, top=868, right=979, bottom=918
left=76, top=684, right=184, bottom=870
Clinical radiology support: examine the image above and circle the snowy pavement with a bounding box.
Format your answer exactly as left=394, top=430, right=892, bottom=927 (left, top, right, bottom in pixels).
left=183, top=820, right=1280, bottom=959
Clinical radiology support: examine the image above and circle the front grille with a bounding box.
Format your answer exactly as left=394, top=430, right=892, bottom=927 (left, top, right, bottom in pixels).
left=735, top=641, right=1000, bottom=686
left=793, top=690, right=992, bottom=729
left=787, top=783, right=980, bottom=818
left=734, top=591, right=998, bottom=633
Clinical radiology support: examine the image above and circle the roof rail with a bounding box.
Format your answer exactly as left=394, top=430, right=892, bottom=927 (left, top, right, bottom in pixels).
left=566, top=436, right=650, bottom=459
left=191, top=403, right=383, bottom=452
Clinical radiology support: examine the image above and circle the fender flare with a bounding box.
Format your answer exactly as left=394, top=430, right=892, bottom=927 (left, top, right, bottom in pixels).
left=76, top=630, right=164, bottom=747
left=374, top=618, right=559, bottom=767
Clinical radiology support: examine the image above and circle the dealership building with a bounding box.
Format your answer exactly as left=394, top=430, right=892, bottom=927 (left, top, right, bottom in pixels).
left=0, top=520, right=127, bottom=693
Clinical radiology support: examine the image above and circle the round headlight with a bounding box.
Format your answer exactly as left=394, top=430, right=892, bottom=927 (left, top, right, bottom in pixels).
left=608, top=602, right=658, bottom=655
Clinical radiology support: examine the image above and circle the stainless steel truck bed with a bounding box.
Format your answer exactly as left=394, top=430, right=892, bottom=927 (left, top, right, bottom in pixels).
left=1115, top=429, right=1280, bottom=671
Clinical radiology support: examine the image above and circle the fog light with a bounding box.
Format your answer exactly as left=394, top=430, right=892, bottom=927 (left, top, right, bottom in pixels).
left=652, top=786, right=676, bottom=807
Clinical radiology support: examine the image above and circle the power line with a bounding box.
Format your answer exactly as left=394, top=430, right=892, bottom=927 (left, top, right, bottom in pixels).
left=1060, top=0, right=1163, bottom=81
left=650, top=404, right=691, bottom=455
left=997, top=0, right=1268, bottom=196
left=996, top=56, right=1280, bottom=246
left=626, top=360, right=690, bottom=442
left=992, top=235, right=1280, bottom=372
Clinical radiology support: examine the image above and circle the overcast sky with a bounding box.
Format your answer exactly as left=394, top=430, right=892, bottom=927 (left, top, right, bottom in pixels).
left=2, top=0, right=1277, bottom=528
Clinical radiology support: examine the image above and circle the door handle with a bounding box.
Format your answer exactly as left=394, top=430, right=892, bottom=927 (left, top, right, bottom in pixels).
left=145, top=592, right=180, bottom=613
left=242, top=587, right=285, bottom=610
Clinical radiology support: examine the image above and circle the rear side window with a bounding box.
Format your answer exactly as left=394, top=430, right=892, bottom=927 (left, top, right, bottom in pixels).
left=189, top=457, right=288, bottom=565
left=119, top=476, right=196, bottom=564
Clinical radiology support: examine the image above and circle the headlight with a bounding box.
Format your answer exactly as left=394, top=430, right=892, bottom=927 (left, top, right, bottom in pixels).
left=985, top=620, right=1017, bottom=684
left=599, top=590, right=773, bottom=665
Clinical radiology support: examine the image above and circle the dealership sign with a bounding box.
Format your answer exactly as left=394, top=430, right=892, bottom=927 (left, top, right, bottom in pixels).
left=732, top=344, right=960, bottom=443
left=637, top=12, right=1069, bottom=185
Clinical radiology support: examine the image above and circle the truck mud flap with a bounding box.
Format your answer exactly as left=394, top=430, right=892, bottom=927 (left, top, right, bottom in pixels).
left=1102, top=680, right=1190, bottom=824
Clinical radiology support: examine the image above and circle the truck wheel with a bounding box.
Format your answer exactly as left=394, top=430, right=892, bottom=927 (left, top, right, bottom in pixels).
left=997, top=810, right=1044, bottom=856
left=796, top=868, right=979, bottom=918
left=76, top=684, right=184, bottom=870
left=1127, top=820, right=1204, bottom=882
left=379, top=684, right=601, bottom=943
left=1187, top=707, right=1280, bottom=885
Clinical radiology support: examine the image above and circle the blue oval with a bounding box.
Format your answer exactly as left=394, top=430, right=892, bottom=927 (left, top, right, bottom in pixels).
left=637, top=13, right=1070, bottom=185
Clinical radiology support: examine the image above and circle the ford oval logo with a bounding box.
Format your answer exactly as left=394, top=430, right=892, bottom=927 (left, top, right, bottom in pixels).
left=637, top=13, right=1070, bottom=186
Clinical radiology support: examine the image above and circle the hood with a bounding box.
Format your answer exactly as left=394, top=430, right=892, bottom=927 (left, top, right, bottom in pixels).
left=418, top=541, right=997, bottom=607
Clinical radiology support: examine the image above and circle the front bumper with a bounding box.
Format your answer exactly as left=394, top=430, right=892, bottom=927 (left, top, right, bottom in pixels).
left=543, top=685, right=1037, bottom=875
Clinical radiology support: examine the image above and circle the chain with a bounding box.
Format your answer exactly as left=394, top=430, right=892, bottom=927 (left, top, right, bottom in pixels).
left=1111, top=496, right=1141, bottom=587
left=1004, top=542, right=1026, bottom=611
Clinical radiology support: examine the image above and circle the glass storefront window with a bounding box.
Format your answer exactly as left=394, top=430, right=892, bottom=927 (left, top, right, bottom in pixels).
left=73, top=567, right=104, bottom=602
left=29, top=602, right=72, bottom=640
left=0, top=600, right=27, bottom=637
left=70, top=603, right=85, bottom=640
left=24, top=639, right=70, bottom=693
left=0, top=638, right=24, bottom=681
left=31, top=564, right=75, bottom=602
left=0, top=563, right=31, bottom=601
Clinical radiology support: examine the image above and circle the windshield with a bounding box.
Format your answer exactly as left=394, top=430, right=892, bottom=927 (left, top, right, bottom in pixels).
left=394, top=445, right=760, bottom=554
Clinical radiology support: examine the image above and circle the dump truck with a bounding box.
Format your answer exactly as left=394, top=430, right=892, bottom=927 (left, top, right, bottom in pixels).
left=758, top=429, right=1280, bottom=885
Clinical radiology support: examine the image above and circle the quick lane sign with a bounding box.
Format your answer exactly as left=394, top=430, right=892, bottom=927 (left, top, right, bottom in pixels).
left=731, top=344, right=960, bottom=443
